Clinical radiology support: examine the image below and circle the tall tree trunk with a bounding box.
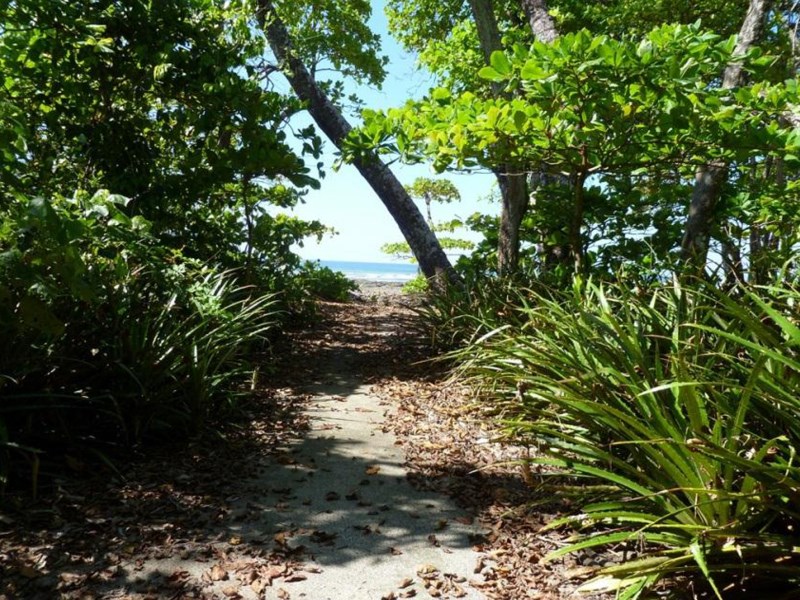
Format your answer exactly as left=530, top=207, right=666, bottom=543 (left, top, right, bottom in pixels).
left=720, top=222, right=745, bottom=288
left=469, top=0, right=504, bottom=64
left=680, top=0, right=771, bottom=274
left=471, top=0, right=569, bottom=276
left=569, top=170, right=588, bottom=273
left=469, top=0, right=531, bottom=276
left=750, top=155, right=786, bottom=284
left=256, top=0, right=459, bottom=284
left=529, top=170, right=570, bottom=268
left=496, top=171, right=528, bottom=273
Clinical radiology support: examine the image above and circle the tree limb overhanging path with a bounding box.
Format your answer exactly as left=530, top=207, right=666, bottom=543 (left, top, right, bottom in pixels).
left=256, top=0, right=459, bottom=285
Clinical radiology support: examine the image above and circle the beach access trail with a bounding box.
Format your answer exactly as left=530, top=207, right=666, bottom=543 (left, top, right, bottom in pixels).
left=1, top=292, right=581, bottom=599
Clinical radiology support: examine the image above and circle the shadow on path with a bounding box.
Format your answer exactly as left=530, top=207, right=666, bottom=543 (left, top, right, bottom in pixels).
left=1, top=301, right=490, bottom=600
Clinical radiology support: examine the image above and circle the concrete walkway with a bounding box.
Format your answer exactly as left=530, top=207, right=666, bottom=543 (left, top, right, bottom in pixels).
left=118, top=339, right=487, bottom=599
left=241, top=374, right=487, bottom=599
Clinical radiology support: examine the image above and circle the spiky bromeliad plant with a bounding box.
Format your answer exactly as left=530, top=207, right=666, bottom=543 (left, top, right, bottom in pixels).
left=452, top=279, right=800, bottom=598
left=106, top=268, right=281, bottom=441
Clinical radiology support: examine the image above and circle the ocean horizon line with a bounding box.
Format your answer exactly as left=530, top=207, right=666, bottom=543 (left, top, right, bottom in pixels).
left=314, top=259, right=419, bottom=283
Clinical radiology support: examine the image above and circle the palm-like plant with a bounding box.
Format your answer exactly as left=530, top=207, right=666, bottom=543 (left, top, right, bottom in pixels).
left=451, top=280, right=800, bottom=598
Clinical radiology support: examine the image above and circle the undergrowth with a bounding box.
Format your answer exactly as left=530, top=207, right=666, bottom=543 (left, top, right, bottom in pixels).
left=422, top=276, right=800, bottom=598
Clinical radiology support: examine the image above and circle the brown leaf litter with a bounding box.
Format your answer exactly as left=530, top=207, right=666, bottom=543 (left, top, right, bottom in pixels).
left=1, top=296, right=612, bottom=600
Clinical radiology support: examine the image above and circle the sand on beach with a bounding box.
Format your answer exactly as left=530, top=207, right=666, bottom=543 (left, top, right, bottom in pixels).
left=351, top=279, right=423, bottom=305
left=355, top=279, right=405, bottom=297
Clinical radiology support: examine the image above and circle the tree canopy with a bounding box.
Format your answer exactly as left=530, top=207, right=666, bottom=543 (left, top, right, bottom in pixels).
left=3, top=2, right=800, bottom=597
left=352, top=0, right=799, bottom=281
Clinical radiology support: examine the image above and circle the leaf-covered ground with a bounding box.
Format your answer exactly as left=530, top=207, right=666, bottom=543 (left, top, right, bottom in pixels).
left=1, top=296, right=604, bottom=599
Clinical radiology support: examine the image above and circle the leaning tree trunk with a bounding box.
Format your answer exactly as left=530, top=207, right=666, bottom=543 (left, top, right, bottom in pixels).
left=256, top=0, right=459, bottom=285
left=679, top=0, right=771, bottom=274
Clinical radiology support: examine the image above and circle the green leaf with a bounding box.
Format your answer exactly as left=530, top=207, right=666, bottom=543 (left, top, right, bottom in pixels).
left=489, top=51, right=511, bottom=76
left=18, top=296, right=64, bottom=336
left=513, top=110, right=527, bottom=131
left=689, top=540, right=723, bottom=600
left=520, top=61, right=551, bottom=80
left=478, top=66, right=506, bottom=82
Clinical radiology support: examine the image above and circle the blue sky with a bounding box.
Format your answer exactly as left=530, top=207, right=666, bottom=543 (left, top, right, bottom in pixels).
left=280, top=1, right=496, bottom=263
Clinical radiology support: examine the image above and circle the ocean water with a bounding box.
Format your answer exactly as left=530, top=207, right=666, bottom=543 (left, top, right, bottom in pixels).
left=317, top=260, right=419, bottom=282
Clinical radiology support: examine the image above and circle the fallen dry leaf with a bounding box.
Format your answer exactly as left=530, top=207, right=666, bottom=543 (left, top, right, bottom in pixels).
left=264, top=564, right=287, bottom=582
left=17, top=565, right=43, bottom=579
left=273, top=531, right=291, bottom=546
left=0, top=300, right=595, bottom=600
left=209, top=564, right=228, bottom=581
left=416, top=564, right=439, bottom=578
left=398, top=577, right=413, bottom=588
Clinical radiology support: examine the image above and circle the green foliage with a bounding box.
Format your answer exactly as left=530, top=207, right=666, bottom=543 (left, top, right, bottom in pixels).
left=0, top=1, right=341, bottom=496
left=549, top=0, right=755, bottom=38
left=274, top=0, right=387, bottom=89
left=438, top=278, right=800, bottom=597
left=381, top=241, right=414, bottom=259
left=0, top=190, right=283, bottom=492
left=0, top=0, right=320, bottom=253
left=413, top=275, right=531, bottom=349
left=295, top=261, right=358, bottom=302
left=406, top=177, right=460, bottom=206
left=365, top=24, right=791, bottom=173
left=106, top=269, right=280, bottom=441
left=353, top=22, right=798, bottom=277
left=401, top=274, right=429, bottom=295
left=382, top=176, right=474, bottom=261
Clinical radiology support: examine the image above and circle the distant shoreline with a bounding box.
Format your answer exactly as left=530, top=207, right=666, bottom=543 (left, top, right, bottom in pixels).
left=316, top=259, right=419, bottom=285
left=353, top=279, right=418, bottom=305
left=354, top=280, right=407, bottom=301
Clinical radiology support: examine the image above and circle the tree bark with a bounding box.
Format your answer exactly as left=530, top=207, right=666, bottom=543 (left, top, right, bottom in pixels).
left=469, top=0, right=504, bottom=64
left=519, top=0, right=559, bottom=43
left=470, top=0, right=572, bottom=276
left=255, top=0, right=459, bottom=284
left=569, top=170, right=588, bottom=273
left=679, top=0, right=771, bottom=273
left=469, top=0, right=533, bottom=276
left=496, top=171, right=528, bottom=273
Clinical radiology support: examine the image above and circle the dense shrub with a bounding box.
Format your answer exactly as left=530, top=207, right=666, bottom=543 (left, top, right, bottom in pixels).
left=401, top=274, right=429, bottom=295
left=435, top=277, right=800, bottom=598
left=0, top=1, right=338, bottom=498
left=0, top=191, right=280, bottom=493
left=296, top=261, right=358, bottom=302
